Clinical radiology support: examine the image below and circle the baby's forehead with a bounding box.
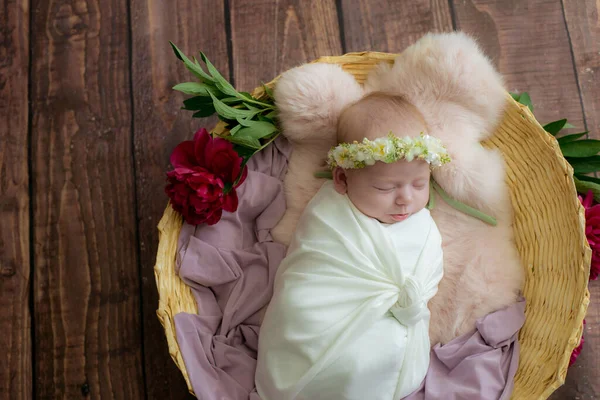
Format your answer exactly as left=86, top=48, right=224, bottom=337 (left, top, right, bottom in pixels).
left=339, top=117, right=426, bottom=144
left=356, top=160, right=431, bottom=181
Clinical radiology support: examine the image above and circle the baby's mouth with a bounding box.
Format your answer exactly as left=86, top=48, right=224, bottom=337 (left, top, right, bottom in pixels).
left=389, top=213, right=409, bottom=222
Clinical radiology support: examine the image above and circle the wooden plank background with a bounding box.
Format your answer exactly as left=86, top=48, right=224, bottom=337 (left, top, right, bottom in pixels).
left=0, top=0, right=597, bottom=398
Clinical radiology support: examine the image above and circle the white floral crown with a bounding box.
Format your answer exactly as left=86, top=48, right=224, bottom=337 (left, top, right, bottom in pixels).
left=327, top=132, right=451, bottom=169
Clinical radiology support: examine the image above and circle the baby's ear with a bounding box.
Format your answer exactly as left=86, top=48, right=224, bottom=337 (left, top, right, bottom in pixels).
left=332, top=167, right=348, bottom=194
left=274, top=63, right=363, bottom=145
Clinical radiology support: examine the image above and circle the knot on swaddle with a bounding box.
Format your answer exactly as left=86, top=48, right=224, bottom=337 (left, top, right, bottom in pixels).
left=390, top=276, right=429, bottom=326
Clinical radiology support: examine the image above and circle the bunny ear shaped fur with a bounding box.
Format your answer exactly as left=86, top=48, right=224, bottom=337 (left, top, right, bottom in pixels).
left=365, top=31, right=506, bottom=143
left=271, top=63, right=363, bottom=245
left=274, top=63, right=364, bottom=146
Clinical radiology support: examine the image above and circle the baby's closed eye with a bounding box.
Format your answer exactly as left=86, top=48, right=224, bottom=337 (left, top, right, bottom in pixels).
left=374, top=186, right=395, bottom=192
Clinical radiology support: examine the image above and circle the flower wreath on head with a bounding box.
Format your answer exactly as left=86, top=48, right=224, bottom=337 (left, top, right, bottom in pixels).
left=323, top=131, right=499, bottom=226
left=327, top=132, right=451, bottom=170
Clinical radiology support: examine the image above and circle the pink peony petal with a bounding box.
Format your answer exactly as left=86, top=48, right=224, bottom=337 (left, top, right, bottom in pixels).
left=222, top=189, right=239, bottom=213
left=169, top=140, right=196, bottom=169
left=583, top=190, right=595, bottom=209
left=204, top=135, right=232, bottom=163
left=206, top=210, right=223, bottom=225
left=193, top=128, right=211, bottom=168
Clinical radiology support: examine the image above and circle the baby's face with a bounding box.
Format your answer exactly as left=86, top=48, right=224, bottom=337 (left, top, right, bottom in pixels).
left=333, top=159, right=431, bottom=224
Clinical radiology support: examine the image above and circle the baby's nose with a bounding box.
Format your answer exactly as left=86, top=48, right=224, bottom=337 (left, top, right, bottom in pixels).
left=395, top=188, right=413, bottom=203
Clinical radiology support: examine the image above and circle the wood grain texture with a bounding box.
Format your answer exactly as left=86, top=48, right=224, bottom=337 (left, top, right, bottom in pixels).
left=0, top=1, right=31, bottom=399
left=551, top=280, right=600, bottom=399
left=130, top=1, right=228, bottom=398
left=340, top=0, right=453, bottom=53
left=230, top=0, right=342, bottom=92
left=563, top=0, right=600, bottom=137
left=452, top=0, right=585, bottom=129
left=30, top=1, right=144, bottom=398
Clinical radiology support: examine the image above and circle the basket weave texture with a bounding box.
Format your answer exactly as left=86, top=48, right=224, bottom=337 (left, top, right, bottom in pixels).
left=154, top=52, right=591, bottom=399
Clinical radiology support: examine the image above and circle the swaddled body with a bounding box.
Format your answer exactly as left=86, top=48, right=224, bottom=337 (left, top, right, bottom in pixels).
left=255, top=181, right=444, bottom=400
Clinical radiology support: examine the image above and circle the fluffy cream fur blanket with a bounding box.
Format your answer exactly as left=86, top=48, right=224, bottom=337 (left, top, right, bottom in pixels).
left=271, top=32, right=524, bottom=345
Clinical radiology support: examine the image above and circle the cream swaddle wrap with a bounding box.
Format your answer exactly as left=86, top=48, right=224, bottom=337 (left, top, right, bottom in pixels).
left=256, top=181, right=444, bottom=400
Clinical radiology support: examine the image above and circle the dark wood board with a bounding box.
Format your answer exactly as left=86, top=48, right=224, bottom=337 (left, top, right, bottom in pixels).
left=130, top=0, right=229, bottom=398
left=30, top=1, right=144, bottom=398
left=0, top=0, right=31, bottom=399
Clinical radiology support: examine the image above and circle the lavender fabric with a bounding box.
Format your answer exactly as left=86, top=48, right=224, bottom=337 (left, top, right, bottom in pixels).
left=173, top=137, right=526, bottom=400
left=404, top=299, right=526, bottom=400
left=174, top=136, right=292, bottom=400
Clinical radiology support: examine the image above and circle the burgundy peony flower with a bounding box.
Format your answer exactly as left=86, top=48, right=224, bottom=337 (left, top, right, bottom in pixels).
left=579, top=190, right=600, bottom=281
left=165, top=128, right=248, bottom=225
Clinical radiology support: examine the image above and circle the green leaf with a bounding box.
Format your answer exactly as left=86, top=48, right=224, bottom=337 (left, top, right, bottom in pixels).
left=516, top=92, right=533, bottom=112
left=510, top=92, right=521, bottom=102
left=182, top=95, right=216, bottom=117
left=573, top=176, right=600, bottom=203
left=217, top=115, right=239, bottom=128
left=560, top=139, right=600, bottom=157
left=265, top=110, right=278, bottom=120
left=567, top=155, right=600, bottom=174
left=191, top=51, right=275, bottom=108
left=182, top=96, right=213, bottom=110
left=237, top=126, right=277, bottom=140
left=210, top=92, right=259, bottom=120
left=243, top=103, right=261, bottom=112
left=170, top=42, right=214, bottom=82
left=173, top=82, right=218, bottom=96
left=232, top=144, right=257, bottom=159
left=229, top=124, right=242, bottom=136
left=192, top=106, right=216, bottom=118
left=557, top=132, right=588, bottom=144
left=257, top=115, right=274, bottom=123
left=226, top=134, right=261, bottom=149
left=221, top=97, right=241, bottom=104
left=200, top=52, right=238, bottom=97
left=574, top=174, right=600, bottom=185
left=234, top=119, right=278, bottom=139
left=235, top=117, right=253, bottom=127
left=543, top=119, right=569, bottom=135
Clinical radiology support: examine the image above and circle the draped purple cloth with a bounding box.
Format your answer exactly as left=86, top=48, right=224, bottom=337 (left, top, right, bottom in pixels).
left=172, top=137, right=525, bottom=399
left=404, top=300, right=526, bottom=400
left=174, top=137, right=292, bottom=400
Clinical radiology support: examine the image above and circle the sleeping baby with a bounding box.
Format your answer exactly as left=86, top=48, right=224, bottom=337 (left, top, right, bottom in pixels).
left=255, top=92, right=451, bottom=400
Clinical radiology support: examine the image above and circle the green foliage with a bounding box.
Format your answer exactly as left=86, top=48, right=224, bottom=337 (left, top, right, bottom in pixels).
left=170, top=42, right=279, bottom=152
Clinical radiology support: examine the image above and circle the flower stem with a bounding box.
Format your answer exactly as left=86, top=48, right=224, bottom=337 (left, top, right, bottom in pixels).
left=431, top=180, right=497, bottom=226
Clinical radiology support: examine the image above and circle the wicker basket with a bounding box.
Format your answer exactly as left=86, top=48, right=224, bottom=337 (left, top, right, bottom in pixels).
left=154, top=52, right=591, bottom=399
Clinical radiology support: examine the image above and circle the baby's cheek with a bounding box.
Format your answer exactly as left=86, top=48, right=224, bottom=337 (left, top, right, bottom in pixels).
left=417, top=188, right=430, bottom=209
left=369, top=193, right=393, bottom=212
